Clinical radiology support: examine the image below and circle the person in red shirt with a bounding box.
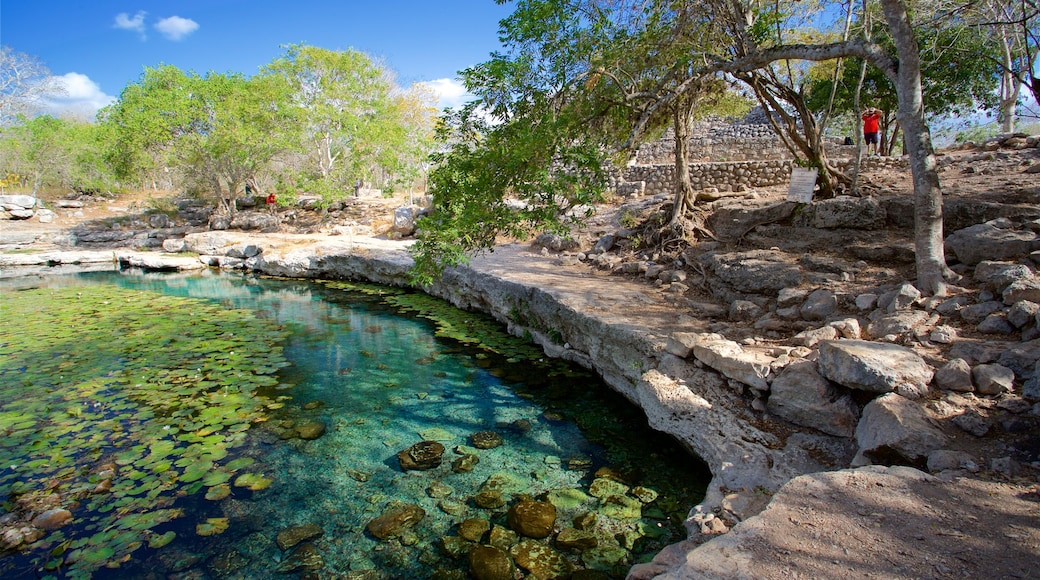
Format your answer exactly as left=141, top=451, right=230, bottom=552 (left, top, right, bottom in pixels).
left=265, top=193, right=277, bottom=214
left=861, top=107, right=882, bottom=156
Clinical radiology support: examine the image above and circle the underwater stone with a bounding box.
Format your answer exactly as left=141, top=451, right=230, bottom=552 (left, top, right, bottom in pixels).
left=439, top=535, right=471, bottom=558
left=632, top=486, right=659, bottom=504
left=556, top=527, right=599, bottom=551
left=31, top=508, right=73, bottom=530
left=588, top=478, right=629, bottom=499
left=276, top=523, right=324, bottom=551
left=488, top=525, right=519, bottom=551
left=510, top=539, right=574, bottom=579
left=438, top=500, right=467, bottom=517
left=471, top=430, right=504, bottom=449
left=546, top=488, right=592, bottom=511
left=597, top=495, right=642, bottom=520
left=397, top=440, right=445, bottom=471
left=207, top=549, right=248, bottom=576
left=427, top=482, right=454, bottom=498
left=452, top=454, right=479, bottom=473
left=274, top=542, right=324, bottom=573
left=345, top=469, right=370, bottom=482
left=419, top=427, right=454, bottom=441
left=2, top=526, right=43, bottom=550
left=473, top=490, right=505, bottom=509
left=572, top=512, right=597, bottom=531
left=507, top=499, right=557, bottom=539
left=366, top=503, right=426, bottom=540
left=566, top=457, right=593, bottom=470
left=469, top=545, right=516, bottom=580
left=458, top=518, right=491, bottom=542
left=295, top=421, right=326, bottom=440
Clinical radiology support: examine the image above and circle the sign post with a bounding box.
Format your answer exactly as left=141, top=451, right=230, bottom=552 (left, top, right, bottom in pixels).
left=786, top=167, right=818, bottom=203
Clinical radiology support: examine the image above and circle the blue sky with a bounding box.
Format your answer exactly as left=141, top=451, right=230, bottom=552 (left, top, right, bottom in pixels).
left=1, top=0, right=516, bottom=118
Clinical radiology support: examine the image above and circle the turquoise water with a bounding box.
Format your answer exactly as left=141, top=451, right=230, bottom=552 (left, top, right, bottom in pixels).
left=0, top=270, right=709, bottom=579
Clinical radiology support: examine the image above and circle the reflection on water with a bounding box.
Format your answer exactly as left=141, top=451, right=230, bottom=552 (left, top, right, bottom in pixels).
left=0, top=270, right=709, bottom=578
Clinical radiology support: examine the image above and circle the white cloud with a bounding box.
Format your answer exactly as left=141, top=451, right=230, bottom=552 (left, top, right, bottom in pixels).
left=41, top=73, right=116, bottom=121
left=155, top=16, right=199, bottom=41
left=422, top=78, right=472, bottom=110
left=114, top=11, right=147, bottom=39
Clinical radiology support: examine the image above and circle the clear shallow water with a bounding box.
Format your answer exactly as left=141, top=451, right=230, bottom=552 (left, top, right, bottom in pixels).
left=0, top=270, right=709, bottom=579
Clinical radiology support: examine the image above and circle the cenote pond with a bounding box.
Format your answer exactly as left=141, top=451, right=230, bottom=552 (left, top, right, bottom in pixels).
left=0, top=270, right=710, bottom=579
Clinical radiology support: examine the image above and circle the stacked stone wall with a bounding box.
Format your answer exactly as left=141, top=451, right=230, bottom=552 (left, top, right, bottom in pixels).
left=620, top=161, right=793, bottom=195
left=620, top=113, right=908, bottom=196
left=615, top=156, right=907, bottom=197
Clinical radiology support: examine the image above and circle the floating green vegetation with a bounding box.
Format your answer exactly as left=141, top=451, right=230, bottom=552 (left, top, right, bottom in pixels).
left=0, top=285, right=291, bottom=578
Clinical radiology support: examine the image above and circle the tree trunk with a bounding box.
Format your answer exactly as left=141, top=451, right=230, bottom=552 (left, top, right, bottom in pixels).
left=880, top=0, right=950, bottom=295
left=670, top=102, right=695, bottom=225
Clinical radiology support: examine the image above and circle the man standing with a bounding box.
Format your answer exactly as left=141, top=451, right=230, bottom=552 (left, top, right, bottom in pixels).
left=862, top=107, right=882, bottom=156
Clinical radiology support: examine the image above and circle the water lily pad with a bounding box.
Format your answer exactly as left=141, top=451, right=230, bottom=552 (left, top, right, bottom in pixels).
left=233, top=473, right=273, bottom=491
left=224, top=457, right=255, bottom=471
left=179, top=460, right=214, bottom=483
left=204, top=484, right=231, bottom=501
left=202, top=469, right=232, bottom=487
left=147, top=531, right=176, bottom=549
left=195, top=517, right=229, bottom=536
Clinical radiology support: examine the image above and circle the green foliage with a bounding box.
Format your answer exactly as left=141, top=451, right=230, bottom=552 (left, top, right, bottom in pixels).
left=0, top=115, right=119, bottom=193
left=805, top=17, right=1002, bottom=124
left=263, top=44, right=437, bottom=195
left=102, top=65, right=297, bottom=213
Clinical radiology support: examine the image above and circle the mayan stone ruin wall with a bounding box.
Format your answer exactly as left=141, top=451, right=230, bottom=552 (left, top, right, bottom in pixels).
left=616, top=114, right=899, bottom=197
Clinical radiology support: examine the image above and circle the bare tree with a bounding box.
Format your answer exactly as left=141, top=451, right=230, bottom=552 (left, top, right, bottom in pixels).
left=0, top=46, right=63, bottom=126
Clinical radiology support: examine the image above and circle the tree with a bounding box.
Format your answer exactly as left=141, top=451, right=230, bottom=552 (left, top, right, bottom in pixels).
left=0, top=46, right=63, bottom=127
left=418, top=0, right=958, bottom=295
left=176, top=72, right=297, bottom=215
left=102, top=65, right=296, bottom=213
left=413, top=0, right=744, bottom=279
left=0, top=115, right=116, bottom=193
left=969, top=0, right=1040, bottom=130
left=263, top=45, right=422, bottom=201
left=805, top=9, right=1002, bottom=154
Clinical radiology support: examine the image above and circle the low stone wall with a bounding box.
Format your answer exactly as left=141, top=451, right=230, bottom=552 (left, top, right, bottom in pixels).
left=636, top=136, right=794, bottom=164
left=617, top=155, right=909, bottom=197
left=620, top=160, right=793, bottom=195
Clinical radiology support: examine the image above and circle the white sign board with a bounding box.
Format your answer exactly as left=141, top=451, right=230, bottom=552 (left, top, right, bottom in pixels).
left=786, top=167, right=818, bottom=203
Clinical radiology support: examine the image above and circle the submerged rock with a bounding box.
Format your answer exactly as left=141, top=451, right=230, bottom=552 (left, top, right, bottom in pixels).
left=295, top=421, right=327, bottom=440
left=556, top=527, right=599, bottom=551
left=367, top=502, right=426, bottom=540
left=397, top=440, right=445, bottom=471
left=469, top=545, right=516, bottom=580
left=31, top=508, right=72, bottom=530
left=274, top=542, right=324, bottom=573
left=276, top=523, right=323, bottom=551
left=458, top=517, right=491, bottom=542
left=471, top=430, right=504, bottom=449
left=507, top=499, right=557, bottom=539
left=452, top=453, right=479, bottom=473
left=510, top=539, right=574, bottom=579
